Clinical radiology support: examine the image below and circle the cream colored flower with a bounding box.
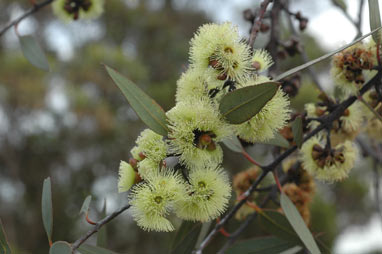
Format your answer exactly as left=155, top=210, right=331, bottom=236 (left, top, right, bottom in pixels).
left=52, top=0, right=104, bottom=22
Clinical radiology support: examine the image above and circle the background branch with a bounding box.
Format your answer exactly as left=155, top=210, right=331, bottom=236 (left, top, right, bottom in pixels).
left=71, top=203, right=131, bottom=253
left=0, top=0, right=54, bottom=37
left=248, top=0, right=272, bottom=49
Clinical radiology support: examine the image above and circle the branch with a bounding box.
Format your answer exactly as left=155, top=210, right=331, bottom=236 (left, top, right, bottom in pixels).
left=334, top=0, right=365, bottom=39
left=195, top=72, right=381, bottom=253
left=248, top=0, right=272, bottom=49
left=71, top=203, right=131, bottom=253
left=0, top=0, right=54, bottom=37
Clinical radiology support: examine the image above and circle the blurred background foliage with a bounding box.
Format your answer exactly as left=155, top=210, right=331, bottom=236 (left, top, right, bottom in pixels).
left=0, top=0, right=379, bottom=253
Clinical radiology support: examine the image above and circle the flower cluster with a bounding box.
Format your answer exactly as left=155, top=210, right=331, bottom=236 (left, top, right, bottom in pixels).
left=52, top=0, right=104, bottom=22
left=305, top=99, right=362, bottom=146
left=300, top=136, right=357, bottom=182
left=117, top=22, right=291, bottom=232
left=331, top=42, right=376, bottom=94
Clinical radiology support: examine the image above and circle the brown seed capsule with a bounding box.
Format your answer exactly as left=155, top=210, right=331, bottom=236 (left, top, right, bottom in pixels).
left=316, top=158, right=326, bottom=168
left=260, top=23, right=270, bottom=33
left=343, top=109, right=350, bottom=117
left=129, top=158, right=138, bottom=170
left=206, top=142, right=216, bottom=151
left=311, top=150, right=322, bottom=160
left=243, top=9, right=255, bottom=21
left=217, top=72, right=228, bottom=80
left=209, top=59, right=220, bottom=68
left=138, top=152, right=146, bottom=160
left=299, top=18, right=308, bottom=31
left=312, top=144, right=324, bottom=152
left=252, top=61, right=261, bottom=70
left=135, top=173, right=142, bottom=184
left=200, top=134, right=212, bottom=146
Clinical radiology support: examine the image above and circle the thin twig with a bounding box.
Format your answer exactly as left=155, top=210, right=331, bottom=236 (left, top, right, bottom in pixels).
left=195, top=72, right=380, bottom=253
left=334, top=0, right=364, bottom=39
left=0, top=0, right=54, bottom=37
left=71, top=203, right=131, bottom=253
left=248, top=0, right=272, bottom=49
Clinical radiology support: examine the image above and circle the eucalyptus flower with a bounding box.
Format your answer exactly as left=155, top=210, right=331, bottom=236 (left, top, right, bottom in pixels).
left=174, top=167, right=231, bottom=222
left=251, top=49, right=273, bottom=72
left=118, top=161, right=136, bottom=193
left=189, top=22, right=252, bottom=82
left=130, top=128, right=167, bottom=164
left=167, top=99, right=231, bottom=169
left=129, top=170, right=186, bottom=232
left=300, top=137, right=357, bottom=182
left=52, top=0, right=104, bottom=22
left=331, top=43, right=374, bottom=94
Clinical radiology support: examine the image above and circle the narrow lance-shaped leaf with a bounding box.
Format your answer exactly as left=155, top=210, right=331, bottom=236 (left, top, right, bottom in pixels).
left=222, top=135, right=243, bottom=153
left=219, top=82, right=279, bottom=124
left=275, top=26, right=382, bottom=81
left=105, top=66, right=169, bottom=136
left=226, top=236, right=299, bottom=254
left=369, top=0, right=382, bottom=43
left=49, top=241, right=72, bottom=254
left=259, top=132, right=290, bottom=148
left=280, top=193, right=320, bottom=254
left=42, top=177, right=53, bottom=245
left=194, top=221, right=212, bottom=249
left=0, top=219, right=11, bottom=254
left=170, top=221, right=202, bottom=254
left=257, top=211, right=300, bottom=243
left=78, top=244, right=119, bottom=254
left=291, top=116, right=303, bottom=148
left=79, top=195, right=92, bottom=215
left=19, top=35, right=50, bottom=71
left=97, top=199, right=107, bottom=248
left=332, top=0, right=347, bottom=11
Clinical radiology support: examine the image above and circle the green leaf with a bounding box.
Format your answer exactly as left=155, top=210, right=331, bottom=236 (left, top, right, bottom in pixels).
left=259, top=132, right=290, bottom=148
left=226, top=236, right=299, bottom=254
left=0, top=219, right=11, bottom=254
left=79, top=195, right=92, bottom=215
left=105, top=65, right=169, bottom=136
left=280, top=246, right=303, bottom=254
left=275, top=26, right=382, bottom=81
left=219, top=82, right=279, bottom=124
left=42, top=177, right=53, bottom=244
left=49, top=241, right=72, bottom=254
left=78, top=244, right=118, bottom=254
left=369, top=0, right=382, bottom=43
left=19, top=35, right=49, bottom=71
left=222, top=136, right=243, bottom=153
left=281, top=193, right=320, bottom=254
left=169, top=221, right=202, bottom=254
left=194, top=221, right=212, bottom=249
left=97, top=199, right=107, bottom=248
left=332, top=0, right=347, bottom=11
left=257, top=211, right=300, bottom=243
left=291, top=116, right=303, bottom=148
